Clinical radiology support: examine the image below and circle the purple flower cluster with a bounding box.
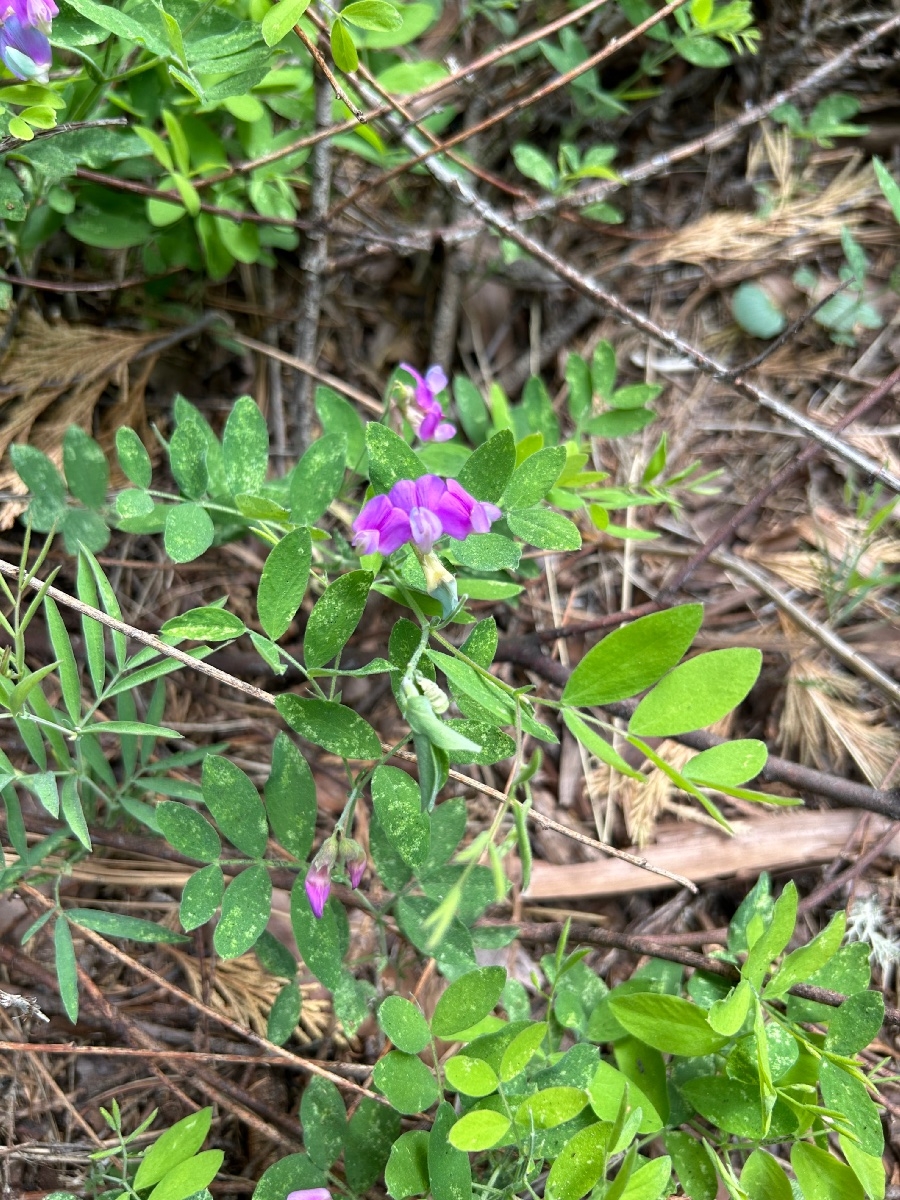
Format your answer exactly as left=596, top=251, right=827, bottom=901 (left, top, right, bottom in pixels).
left=0, top=0, right=56, bottom=82
left=398, top=363, right=455, bottom=443
left=352, top=475, right=502, bottom=558
left=304, top=836, right=366, bottom=919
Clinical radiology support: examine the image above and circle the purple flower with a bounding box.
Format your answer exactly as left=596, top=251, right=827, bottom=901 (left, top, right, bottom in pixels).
left=5, top=0, right=57, bottom=28
left=287, top=1190, right=332, bottom=1200
left=304, top=863, right=331, bottom=919
left=351, top=492, right=411, bottom=557
left=352, top=474, right=502, bottom=560
left=0, top=14, right=50, bottom=80
left=433, top=478, right=502, bottom=540
left=399, top=363, right=456, bottom=443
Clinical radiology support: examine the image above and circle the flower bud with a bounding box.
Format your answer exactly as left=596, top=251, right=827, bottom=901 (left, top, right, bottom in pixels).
left=305, top=835, right=339, bottom=919
left=341, top=838, right=367, bottom=889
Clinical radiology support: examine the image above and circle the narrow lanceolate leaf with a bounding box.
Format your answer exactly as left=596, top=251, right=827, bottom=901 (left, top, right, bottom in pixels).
left=66, top=909, right=189, bottom=943
left=261, top=0, right=312, bottom=45
left=76, top=552, right=106, bottom=697
left=161, top=607, right=246, bottom=642
left=304, top=571, right=373, bottom=668
left=61, top=774, right=91, bottom=849
left=54, top=917, right=79, bottom=1022
left=44, top=595, right=81, bottom=723
left=257, top=527, right=312, bottom=641
left=563, top=605, right=703, bottom=707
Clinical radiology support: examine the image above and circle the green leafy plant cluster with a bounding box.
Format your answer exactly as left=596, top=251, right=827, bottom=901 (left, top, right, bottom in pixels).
left=47, top=881, right=889, bottom=1200
left=2, top=361, right=886, bottom=1194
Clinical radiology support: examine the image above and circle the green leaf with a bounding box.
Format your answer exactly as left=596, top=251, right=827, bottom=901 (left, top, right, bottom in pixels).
left=562, top=711, right=646, bottom=781
left=707, top=978, right=753, bottom=1037
left=265, top=732, right=317, bottom=861
left=447, top=533, right=520, bottom=572
left=379, top=995, right=431, bottom=1054
left=563, top=605, right=703, bottom=706
left=61, top=774, right=91, bottom=849
left=157, top=801, right=221, bottom=862
left=682, top=739, right=767, bottom=787
left=62, top=0, right=168, bottom=51
left=66, top=909, right=189, bottom=944
left=344, top=1098, right=401, bottom=1192
left=791, top=1143, right=864, bottom=1200
left=63, top=426, right=108, bottom=508
left=445, top=720, right=515, bottom=766
left=201, top=755, right=268, bottom=858
left=457, top=429, right=515, bottom=503
left=589, top=1060, right=662, bottom=1133
left=276, top=695, right=381, bottom=759
left=428, top=1102, right=472, bottom=1200
left=180, top=864, right=224, bottom=931
left=253, top=1154, right=325, bottom=1200
left=733, top=282, right=787, bottom=339
left=431, top=966, right=506, bottom=1038
left=304, top=570, right=372, bottom=668
left=825, top=991, right=884, bottom=1057
left=290, top=875, right=346, bottom=991
left=223, top=396, right=268, bottom=497
left=840, top=1138, right=885, bottom=1200
left=43, top=595, right=81, bottom=722
left=341, top=0, right=402, bottom=30
left=506, top=508, right=581, bottom=550
left=164, top=503, right=215, bottom=563
left=742, top=880, right=797, bottom=989
left=665, top=1133, right=717, bottom=1200
left=257, top=527, right=312, bottom=641
left=261, top=0, right=311, bottom=43
left=255, top=929, right=297, bottom=979
left=267, top=980, right=301, bottom=1045
left=161, top=607, right=246, bottom=642
left=607, top=994, right=727, bottom=1055
left=134, top=1108, right=213, bottom=1191
left=764, top=910, right=846, bottom=999
left=146, top=1149, right=224, bottom=1200
left=628, top=648, right=762, bottom=736
left=673, top=33, right=730, bottom=65
left=374, top=1050, right=440, bottom=1114
left=214, top=864, right=272, bottom=958
left=874, top=156, right=900, bottom=226
left=515, top=1087, right=588, bottom=1129
left=503, top=446, right=566, bottom=509
left=820, top=1059, right=883, bottom=1156
left=499, top=1022, right=547, bottom=1081
left=444, top=1054, right=499, bottom=1097
left=169, top=412, right=209, bottom=499
left=447, top=1109, right=511, bottom=1151
left=75, top=553, right=104, bottom=697
left=545, top=1122, right=611, bottom=1200
left=385, top=1130, right=430, bottom=1200
left=60, top=507, right=110, bottom=555
left=300, top=1076, right=345, bottom=1168
left=290, top=433, right=346, bottom=525
left=615, top=1155, right=671, bottom=1200
left=330, top=17, right=359, bottom=71
left=316, top=387, right=365, bottom=468
left=54, top=917, right=78, bottom=1023
left=512, top=143, right=557, bottom=191
left=586, top=408, right=656, bottom=438
left=366, top=423, right=424, bottom=492
left=371, top=765, right=430, bottom=870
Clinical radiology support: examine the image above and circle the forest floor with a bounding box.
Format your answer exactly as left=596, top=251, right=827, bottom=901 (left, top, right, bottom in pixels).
left=0, top=0, right=899, bottom=1195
